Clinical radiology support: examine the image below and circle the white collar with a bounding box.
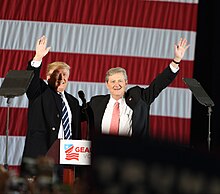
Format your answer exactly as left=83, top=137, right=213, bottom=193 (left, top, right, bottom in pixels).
left=109, top=96, right=124, bottom=105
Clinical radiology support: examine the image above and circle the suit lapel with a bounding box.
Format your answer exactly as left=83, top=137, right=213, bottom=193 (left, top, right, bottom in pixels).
left=96, top=95, right=110, bottom=132
left=53, top=91, right=62, bottom=115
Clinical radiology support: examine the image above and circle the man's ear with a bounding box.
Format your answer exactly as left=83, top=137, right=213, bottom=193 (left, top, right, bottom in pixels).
left=105, top=81, right=109, bottom=89
left=46, top=75, right=50, bottom=81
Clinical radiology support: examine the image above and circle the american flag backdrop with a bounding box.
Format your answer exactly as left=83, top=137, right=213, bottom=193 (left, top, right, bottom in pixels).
left=0, top=0, right=198, bottom=173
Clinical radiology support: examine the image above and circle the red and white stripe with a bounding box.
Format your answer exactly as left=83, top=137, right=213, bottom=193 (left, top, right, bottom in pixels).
left=0, top=0, right=198, bottom=172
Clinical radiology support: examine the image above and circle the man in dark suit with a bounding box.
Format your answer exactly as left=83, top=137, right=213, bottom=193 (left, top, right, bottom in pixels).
left=87, top=38, right=190, bottom=139
left=22, top=35, right=81, bottom=159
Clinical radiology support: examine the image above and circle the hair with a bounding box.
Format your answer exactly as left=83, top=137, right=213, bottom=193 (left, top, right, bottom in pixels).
left=105, top=67, right=128, bottom=82
left=46, top=62, right=70, bottom=76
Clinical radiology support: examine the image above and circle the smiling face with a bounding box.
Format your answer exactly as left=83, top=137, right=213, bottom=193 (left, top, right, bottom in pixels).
left=47, top=68, right=69, bottom=92
left=106, top=72, right=128, bottom=100
left=46, top=62, right=70, bottom=93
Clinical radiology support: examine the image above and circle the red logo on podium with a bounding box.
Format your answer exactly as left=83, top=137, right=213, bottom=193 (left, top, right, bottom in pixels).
left=64, top=145, right=79, bottom=161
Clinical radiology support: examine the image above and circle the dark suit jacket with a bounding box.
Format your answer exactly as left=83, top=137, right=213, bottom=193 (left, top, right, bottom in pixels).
left=87, top=66, right=178, bottom=139
left=22, top=61, right=81, bottom=158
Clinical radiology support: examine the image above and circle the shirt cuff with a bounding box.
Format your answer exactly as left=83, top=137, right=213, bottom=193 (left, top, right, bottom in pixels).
left=169, top=63, right=179, bottom=73
left=31, top=60, right=42, bottom=68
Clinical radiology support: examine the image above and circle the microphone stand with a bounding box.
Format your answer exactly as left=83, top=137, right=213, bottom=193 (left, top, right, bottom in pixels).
left=83, top=106, right=90, bottom=140
left=78, top=91, right=90, bottom=140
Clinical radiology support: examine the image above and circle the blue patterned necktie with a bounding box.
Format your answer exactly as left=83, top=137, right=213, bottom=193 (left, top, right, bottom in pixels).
left=60, top=94, right=71, bottom=139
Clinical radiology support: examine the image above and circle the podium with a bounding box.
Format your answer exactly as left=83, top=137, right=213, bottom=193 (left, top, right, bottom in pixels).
left=46, top=139, right=91, bottom=185
left=46, top=139, right=91, bottom=165
left=0, top=70, right=34, bottom=169
left=183, top=78, right=214, bottom=151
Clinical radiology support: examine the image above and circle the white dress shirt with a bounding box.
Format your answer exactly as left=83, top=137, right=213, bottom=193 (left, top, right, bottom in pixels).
left=102, top=97, right=133, bottom=136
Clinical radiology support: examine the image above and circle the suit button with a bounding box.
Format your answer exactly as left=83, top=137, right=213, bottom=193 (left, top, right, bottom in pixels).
left=52, top=127, right=55, bottom=131
left=57, top=114, right=59, bottom=118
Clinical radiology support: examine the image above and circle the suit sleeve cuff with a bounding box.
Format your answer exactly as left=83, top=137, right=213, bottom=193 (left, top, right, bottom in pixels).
left=31, top=60, right=42, bottom=68
left=169, top=63, right=179, bottom=73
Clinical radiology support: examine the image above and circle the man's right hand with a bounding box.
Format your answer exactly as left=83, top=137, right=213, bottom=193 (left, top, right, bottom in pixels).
left=33, top=35, right=51, bottom=61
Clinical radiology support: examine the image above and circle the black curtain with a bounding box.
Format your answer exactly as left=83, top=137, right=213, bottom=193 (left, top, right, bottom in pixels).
left=191, top=0, right=220, bottom=154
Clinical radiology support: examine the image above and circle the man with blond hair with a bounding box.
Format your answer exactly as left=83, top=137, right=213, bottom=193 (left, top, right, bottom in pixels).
left=22, top=36, right=81, bottom=159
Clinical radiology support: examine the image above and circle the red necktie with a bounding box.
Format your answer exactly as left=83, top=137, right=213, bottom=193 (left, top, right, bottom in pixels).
left=109, top=101, right=120, bottom=135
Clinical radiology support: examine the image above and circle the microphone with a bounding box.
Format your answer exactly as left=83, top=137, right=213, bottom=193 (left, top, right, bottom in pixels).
left=78, top=90, right=87, bottom=109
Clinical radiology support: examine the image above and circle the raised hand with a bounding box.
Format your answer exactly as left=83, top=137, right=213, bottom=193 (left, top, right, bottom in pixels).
left=33, top=35, right=51, bottom=61
left=171, top=38, right=190, bottom=68
left=174, top=38, right=190, bottom=61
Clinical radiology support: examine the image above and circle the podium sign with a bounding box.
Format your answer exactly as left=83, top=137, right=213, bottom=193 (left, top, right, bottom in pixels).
left=60, top=140, right=91, bottom=165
